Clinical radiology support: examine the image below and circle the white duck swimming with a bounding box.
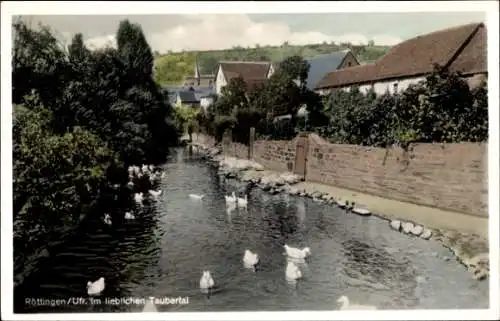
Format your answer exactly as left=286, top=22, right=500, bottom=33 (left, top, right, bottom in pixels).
left=87, top=277, right=105, bottom=296
left=149, top=189, right=162, bottom=199
left=236, top=194, right=248, bottom=208
left=284, top=244, right=311, bottom=259
left=199, top=270, right=215, bottom=290
left=124, top=212, right=135, bottom=220
left=103, top=214, right=112, bottom=226
left=225, top=192, right=237, bottom=204
left=285, top=261, right=302, bottom=280
left=243, top=249, right=259, bottom=268
left=134, top=192, right=144, bottom=204
left=337, top=295, right=377, bottom=310
left=189, top=193, right=205, bottom=200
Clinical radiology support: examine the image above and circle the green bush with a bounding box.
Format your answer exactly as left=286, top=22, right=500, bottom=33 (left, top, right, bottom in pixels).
left=323, top=65, right=488, bottom=146
left=213, top=115, right=236, bottom=143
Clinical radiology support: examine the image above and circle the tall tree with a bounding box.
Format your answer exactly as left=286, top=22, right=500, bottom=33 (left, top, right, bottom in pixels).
left=116, top=19, right=154, bottom=81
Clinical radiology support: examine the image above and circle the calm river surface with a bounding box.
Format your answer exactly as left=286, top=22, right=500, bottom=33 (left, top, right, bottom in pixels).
left=14, top=147, right=488, bottom=313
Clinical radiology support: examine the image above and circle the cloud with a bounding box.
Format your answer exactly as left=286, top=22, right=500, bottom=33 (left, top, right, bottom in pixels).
left=85, top=14, right=403, bottom=52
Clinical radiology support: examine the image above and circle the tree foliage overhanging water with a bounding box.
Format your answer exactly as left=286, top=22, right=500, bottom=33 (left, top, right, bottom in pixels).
left=12, top=18, right=181, bottom=283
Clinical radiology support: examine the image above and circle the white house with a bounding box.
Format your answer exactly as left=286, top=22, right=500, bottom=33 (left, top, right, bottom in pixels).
left=199, top=95, right=215, bottom=111
left=315, top=22, right=487, bottom=95
left=215, top=61, right=274, bottom=96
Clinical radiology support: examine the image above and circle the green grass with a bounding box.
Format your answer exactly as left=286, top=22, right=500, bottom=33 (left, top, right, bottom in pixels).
left=153, top=42, right=392, bottom=86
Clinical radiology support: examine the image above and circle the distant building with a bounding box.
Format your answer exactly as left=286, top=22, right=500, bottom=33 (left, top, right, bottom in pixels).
left=215, top=61, right=275, bottom=96
left=199, top=94, right=215, bottom=111
left=297, top=50, right=360, bottom=91
left=176, top=90, right=200, bottom=108
left=315, top=22, right=487, bottom=95
left=184, top=56, right=216, bottom=88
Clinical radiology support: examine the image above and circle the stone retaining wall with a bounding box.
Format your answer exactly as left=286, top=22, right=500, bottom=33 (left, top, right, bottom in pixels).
left=192, top=133, right=488, bottom=218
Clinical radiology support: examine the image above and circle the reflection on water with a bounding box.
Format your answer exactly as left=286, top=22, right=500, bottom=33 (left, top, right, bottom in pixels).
left=14, top=147, right=489, bottom=313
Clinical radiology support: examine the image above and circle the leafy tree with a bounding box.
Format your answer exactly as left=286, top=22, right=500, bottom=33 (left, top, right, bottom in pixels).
left=116, top=19, right=154, bottom=82
left=68, top=33, right=91, bottom=65
left=12, top=20, right=70, bottom=114
left=278, top=55, right=311, bottom=89
left=216, top=76, right=249, bottom=115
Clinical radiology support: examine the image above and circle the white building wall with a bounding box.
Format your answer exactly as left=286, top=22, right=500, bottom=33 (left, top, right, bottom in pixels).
left=337, top=76, right=427, bottom=95
left=215, top=65, right=227, bottom=96
left=267, top=64, right=275, bottom=78
left=200, top=97, right=214, bottom=111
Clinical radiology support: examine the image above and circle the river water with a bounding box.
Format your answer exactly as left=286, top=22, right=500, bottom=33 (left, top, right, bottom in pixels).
left=14, top=147, right=489, bottom=313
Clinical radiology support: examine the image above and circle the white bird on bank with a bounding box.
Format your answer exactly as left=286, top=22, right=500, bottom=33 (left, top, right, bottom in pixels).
left=284, top=244, right=311, bottom=259
left=103, top=214, right=112, bottom=226
left=199, top=271, right=215, bottom=290
left=142, top=300, right=157, bottom=312
left=124, top=212, right=135, bottom=220
left=337, top=295, right=377, bottom=310
left=189, top=193, right=205, bottom=200
left=87, top=277, right=105, bottom=296
left=149, top=189, right=162, bottom=199
left=134, top=192, right=144, bottom=205
left=285, top=261, right=302, bottom=280
left=243, top=249, right=259, bottom=268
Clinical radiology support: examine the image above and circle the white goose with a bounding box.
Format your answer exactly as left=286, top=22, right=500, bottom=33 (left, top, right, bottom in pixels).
left=284, top=244, right=311, bottom=259
left=149, top=189, right=162, bottom=199
left=103, top=214, right=112, bottom=226
left=285, top=261, right=302, bottom=280
left=189, top=193, right=205, bottom=200
left=134, top=192, right=144, bottom=205
left=337, top=295, right=377, bottom=310
left=87, top=277, right=105, bottom=296
left=124, top=212, right=135, bottom=220
left=236, top=194, right=248, bottom=208
left=199, top=271, right=215, bottom=290
left=243, top=249, right=259, bottom=268
left=225, top=192, right=237, bottom=204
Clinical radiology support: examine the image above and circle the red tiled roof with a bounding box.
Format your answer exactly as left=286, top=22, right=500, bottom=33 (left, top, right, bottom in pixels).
left=448, top=24, right=487, bottom=75
left=218, top=61, right=272, bottom=83
left=315, top=64, right=377, bottom=89
left=315, top=22, right=486, bottom=89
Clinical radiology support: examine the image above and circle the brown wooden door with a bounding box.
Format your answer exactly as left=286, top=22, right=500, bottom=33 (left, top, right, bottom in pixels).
left=294, top=135, right=309, bottom=179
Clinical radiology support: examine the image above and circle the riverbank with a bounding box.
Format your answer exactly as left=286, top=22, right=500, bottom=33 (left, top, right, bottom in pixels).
left=190, top=142, right=489, bottom=281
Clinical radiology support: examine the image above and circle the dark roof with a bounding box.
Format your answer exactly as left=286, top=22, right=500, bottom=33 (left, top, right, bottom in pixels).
left=315, top=22, right=486, bottom=89
left=177, top=91, right=199, bottom=103
left=218, top=61, right=272, bottom=83
left=304, top=51, right=352, bottom=90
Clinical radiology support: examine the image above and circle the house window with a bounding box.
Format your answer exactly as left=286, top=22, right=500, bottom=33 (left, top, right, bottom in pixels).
left=393, top=83, right=399, bottom=93
left=347, top=62, right=352, bottom=67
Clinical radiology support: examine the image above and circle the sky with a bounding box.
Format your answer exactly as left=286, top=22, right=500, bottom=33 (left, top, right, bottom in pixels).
left=19, top=12, right=486, bottom=53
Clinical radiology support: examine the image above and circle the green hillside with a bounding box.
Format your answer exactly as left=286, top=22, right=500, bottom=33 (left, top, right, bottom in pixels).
left=153, top=42, right=391, bottom=86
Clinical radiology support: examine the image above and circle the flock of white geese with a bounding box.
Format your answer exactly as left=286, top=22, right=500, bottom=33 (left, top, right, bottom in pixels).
left=102, top=165, right=163, bottom=225
left=87, top=168, right=377, bottom=311
left=186, top=189, right=377, bottom=310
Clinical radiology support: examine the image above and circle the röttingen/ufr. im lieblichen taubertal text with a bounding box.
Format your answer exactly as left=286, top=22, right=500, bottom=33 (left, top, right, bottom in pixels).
left=25, top=296, right=190, bottom=306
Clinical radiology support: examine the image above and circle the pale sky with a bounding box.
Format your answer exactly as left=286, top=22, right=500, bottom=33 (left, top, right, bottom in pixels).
left=20, top=12, right=486, bottom=53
